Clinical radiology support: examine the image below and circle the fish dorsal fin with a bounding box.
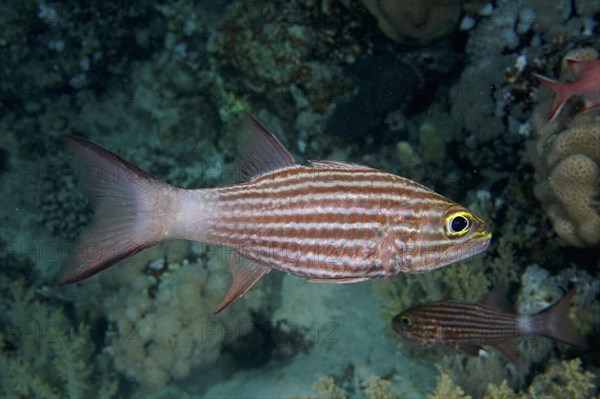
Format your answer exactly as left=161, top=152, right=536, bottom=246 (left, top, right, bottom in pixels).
left=496, top=340, right=521, bottom=364
left=213, top=251, right=271, bottom=314
left=479, top=287, right=512, bottom=312
left=308, top=160, right=378, bottom=170
left=236, top=113, right=297, bottom=182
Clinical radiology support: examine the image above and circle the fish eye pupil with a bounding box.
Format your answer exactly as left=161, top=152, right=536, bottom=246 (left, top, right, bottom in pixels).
left=451, top=216, right=469, bottom=232
left=401, top=316, right=410, bottom=326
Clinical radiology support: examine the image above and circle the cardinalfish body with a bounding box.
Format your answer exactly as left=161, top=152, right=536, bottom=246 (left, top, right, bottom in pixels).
left=392, top=289, right=583, bottom=361
left=60, top=115, right=491, bottom=312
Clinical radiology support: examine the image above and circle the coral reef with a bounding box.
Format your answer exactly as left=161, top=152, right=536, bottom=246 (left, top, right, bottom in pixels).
left=308, top=375, right=347, bottom=399
left=427, top=373, right=470, bottom=399
left=0, top=257, right=118, bottom=399
left=1, top=0, right=599, bottom=397
left=430, top=358, right=596, bottom=399
left=208, top=0, right=362, bottom=114
left=294, top=374, right=407, bottom=399
left=525, top=358, right=595, bottom=399
left=359, top=0, right=461, bottom=45
left=529, top=49, right=600, bottom=247
left=84, top=241, right=266, bottom=391
left=517, top=264, right=600, bottom=337
left=362, top=375, right=405, bottom=399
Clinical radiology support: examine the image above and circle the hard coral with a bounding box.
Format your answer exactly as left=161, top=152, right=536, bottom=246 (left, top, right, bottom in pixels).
left=95, top=241, right=263, bottom=391
left=0, top=270, right=119, bottom=399
left=529, top=49, right=600, bottom=247
left=433, top=358, right=596, bottom=399
left=360, top=0, right=461, bottom=45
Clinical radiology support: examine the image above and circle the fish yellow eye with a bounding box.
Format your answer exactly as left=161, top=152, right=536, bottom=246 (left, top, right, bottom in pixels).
left=444, top=211, right=472, bottom=238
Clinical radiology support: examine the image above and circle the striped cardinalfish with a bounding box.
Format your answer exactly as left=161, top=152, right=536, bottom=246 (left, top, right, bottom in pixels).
left=392, top=289, right=584, bottom=362
left=59, top=114, right=491, bottom=313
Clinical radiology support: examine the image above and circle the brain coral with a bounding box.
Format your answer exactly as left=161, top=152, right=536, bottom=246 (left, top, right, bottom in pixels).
left=529, top=49, right=600, bottom=247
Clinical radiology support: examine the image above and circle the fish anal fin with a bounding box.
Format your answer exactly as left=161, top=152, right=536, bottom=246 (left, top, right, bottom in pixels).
left=214, top=252, right=270, bottom=314
left=307, top=277, right=370, bottom=283
left=457, top=344, right=483, bottom=357
left=236, top=113, right=297, bottom=182
left=495, top=340, right=521, bottom=364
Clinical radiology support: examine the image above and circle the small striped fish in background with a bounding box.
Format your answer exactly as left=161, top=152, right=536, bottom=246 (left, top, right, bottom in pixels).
left=59, top=114, right=492, bottom=313
left=392, top=288, right=584, bottom=362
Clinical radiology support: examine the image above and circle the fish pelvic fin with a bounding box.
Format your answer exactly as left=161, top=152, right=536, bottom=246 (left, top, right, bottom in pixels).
left=214, top=252, right=270, bottom=314
left=59, top=136, right=181, bottom=284
left=495, top=340, right=521, bottom=364
left=533, top=73, right=571, bottom=122
left=532, top=288, right=585, bottom=348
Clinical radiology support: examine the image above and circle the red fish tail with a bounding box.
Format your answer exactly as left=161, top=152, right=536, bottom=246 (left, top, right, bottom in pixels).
left=58, top=136, right=180, bottom=284
left=533, top=73, right=571, bottom=122
left=533, top=288, right=584, bottom=348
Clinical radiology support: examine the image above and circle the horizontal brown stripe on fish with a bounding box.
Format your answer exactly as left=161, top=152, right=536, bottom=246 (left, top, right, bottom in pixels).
left=216, top=185, right=450, bottom=206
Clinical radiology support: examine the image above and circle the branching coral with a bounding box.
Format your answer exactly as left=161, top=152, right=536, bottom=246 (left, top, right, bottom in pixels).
left=311, top=376, right=347, bottom=399
left=529, top=48, right=600, bottom=247
left=432, top=358, right=596, bottom=399
left=0, top=270, right=118, bottom=398
left=363, top=375, right=406, bottom=399
left=295, top=374, right=407, bottom=399
left=428, top=373, right=471, bottom=399
left=526, top=358, right=595, bottom=399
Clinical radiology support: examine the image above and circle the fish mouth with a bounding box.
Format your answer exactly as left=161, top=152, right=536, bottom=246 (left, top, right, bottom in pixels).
left=472, top=228, right=492, bottom=251
left=472, top=235, right=492, bottom=256
left=480, top=235, right=492, bottom=250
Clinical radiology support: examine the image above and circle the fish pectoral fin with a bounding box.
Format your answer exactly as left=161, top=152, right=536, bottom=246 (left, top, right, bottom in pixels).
left=457, top=344, right=483, bottom=357
left=495, top=340, right=521, bottom=364
left=214, top=252, right=270, bottom=314
left=376, top=229, right=401, bottom=277
left=307, top=277, right=371, bottom=284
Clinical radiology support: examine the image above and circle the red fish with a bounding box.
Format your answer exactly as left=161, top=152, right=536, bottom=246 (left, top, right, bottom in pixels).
left=392, top=289, right=584, bottom=362
left=533, top=58, right=600, bottom=122
left=59, top=115, right=491, bottom=313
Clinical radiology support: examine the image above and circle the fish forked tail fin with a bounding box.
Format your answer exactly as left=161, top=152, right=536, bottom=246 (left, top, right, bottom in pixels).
left=534, top=288, right=585, bottom=348
left=59, top=136, right=179, bottom=285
